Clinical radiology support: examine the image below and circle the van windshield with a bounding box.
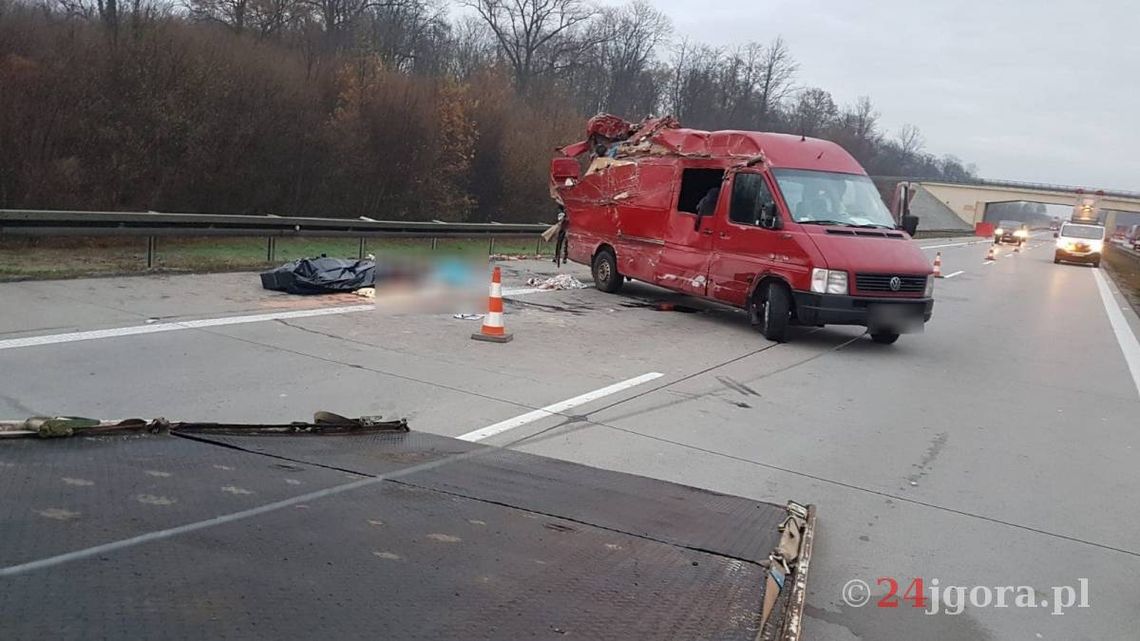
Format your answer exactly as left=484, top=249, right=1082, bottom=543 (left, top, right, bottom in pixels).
left=772, top=169, right=897, bottom=228
left=1060, top=224, right=1105, bottom=240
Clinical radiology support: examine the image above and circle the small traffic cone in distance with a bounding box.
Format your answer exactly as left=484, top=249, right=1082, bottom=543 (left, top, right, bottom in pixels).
left=933, top=252, right=943, bottom=278
left=472, top=266, right=513, bottom=343
left=985, top=246, right=996, bottom=261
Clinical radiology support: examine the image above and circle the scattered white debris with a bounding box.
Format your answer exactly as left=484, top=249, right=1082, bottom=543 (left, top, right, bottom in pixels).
left=61, top=477, right=94, bottom=486
left=37, top=507, right=80, bottom=520
left=468, top=519, right=487, bottom=526
left=285, top=479, right=302, bottom=485
left=144, top=470, right=172, bottom=478
left=355, top=287, right=376, bottom=299
left=453, top=313, right=485, bottom=321
left=526, top=274, right=588, bottom=290
left=136, top=494, right=176, bottom=506
left=221, top=486, right=254, bottom=495
left=213, top=464, right=235, bottom=471
left=367, top=519, right=384, bottom=526
left=373, top=551, right=401, bottom=560
left=426, top=533, right=462, bottom=543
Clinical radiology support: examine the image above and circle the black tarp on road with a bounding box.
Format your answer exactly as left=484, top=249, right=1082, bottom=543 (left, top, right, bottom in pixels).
left=260, top=257, right=375, bottom=294
left=1, top=430, right=807, bottom=641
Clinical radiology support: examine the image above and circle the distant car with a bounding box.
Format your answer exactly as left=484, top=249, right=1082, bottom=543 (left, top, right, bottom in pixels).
left=994, top=220, right=1028, bottom=246
left=1054, top=222, right=1105, bottom=267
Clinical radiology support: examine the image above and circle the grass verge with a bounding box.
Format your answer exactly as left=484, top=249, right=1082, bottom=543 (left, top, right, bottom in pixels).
left=0, top=236, right=548, bottom=281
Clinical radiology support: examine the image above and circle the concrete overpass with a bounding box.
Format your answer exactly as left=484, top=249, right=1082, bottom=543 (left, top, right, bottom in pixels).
left=903, top=179, right=1140, bottom=231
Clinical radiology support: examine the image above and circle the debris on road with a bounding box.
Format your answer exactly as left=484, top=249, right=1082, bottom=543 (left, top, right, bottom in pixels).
left=655, top=302, right=701, bottom=313
left=490, top=254, right=544, bottom=261
left=261, top=256, right=375, bottom=295
left=453, top=313, right=485, bottom=321
left=526, top=274, right=588, bottom=290
left=354, top=287, right=376, bottom=298
left=0, top=412, right=408, bottom=439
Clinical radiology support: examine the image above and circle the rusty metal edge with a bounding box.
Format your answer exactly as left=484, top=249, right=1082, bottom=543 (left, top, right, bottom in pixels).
left=776, top=503, right=816, bottom=641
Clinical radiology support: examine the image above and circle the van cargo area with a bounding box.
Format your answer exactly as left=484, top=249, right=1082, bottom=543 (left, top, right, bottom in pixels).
left=0, top=424, right=814, bottom=641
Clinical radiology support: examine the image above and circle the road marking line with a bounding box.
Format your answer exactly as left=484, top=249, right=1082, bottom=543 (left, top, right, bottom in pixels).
left=919, top=241, right=982, bottom=250
left=502, top=287, right=544, bottom=297
left=944, top=270, right=964, bottom=279
left=0, top=305, right=374, bottom=351
left=1092, top=269, right=1140, bottom=399
left=457, top=372, right=664, bottom=442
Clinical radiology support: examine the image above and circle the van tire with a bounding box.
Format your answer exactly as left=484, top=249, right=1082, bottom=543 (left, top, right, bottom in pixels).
left=871, top=332, right=900, bottom=345
left=752, top=282, right=790, bottom=342
left=592, top=249, right=623, bottom=293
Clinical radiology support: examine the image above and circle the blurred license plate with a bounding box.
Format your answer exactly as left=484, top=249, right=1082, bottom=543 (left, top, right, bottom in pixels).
left=868, top=304, right=924, bottom=333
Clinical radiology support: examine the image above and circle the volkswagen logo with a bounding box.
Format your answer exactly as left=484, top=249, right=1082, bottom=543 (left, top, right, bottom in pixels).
left=889, top=276, right=902, bottom=291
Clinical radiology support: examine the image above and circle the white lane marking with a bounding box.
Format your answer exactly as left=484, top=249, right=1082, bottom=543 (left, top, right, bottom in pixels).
left=457, top=372, right=664, bottom=442
left=501, top=287, right=544, bottom=297
left=919, top=241, right=981, bottom=250
left=0, top=305, right=374, bottom=351
left=1092, top=270, right=1140, bottom=399
left=944, top=270, right=964, bottom=279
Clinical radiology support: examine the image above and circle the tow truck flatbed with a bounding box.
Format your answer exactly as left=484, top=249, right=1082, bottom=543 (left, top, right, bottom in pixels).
left=1, top=427, right=814, bottom=640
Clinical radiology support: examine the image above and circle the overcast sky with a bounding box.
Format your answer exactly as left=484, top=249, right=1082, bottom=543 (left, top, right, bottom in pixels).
left=620, top=0, right=1138, bottom=190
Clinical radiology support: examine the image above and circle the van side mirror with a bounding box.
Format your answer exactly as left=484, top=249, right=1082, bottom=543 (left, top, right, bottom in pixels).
left=759, top=202, right=781, bottom=230
left=900, top=214, right=919, bottom=236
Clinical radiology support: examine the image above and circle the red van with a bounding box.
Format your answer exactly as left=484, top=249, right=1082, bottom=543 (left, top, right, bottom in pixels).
left=550, top=115, right=934, bottom=344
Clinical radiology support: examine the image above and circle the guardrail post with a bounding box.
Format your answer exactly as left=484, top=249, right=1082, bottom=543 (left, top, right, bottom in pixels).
left=488, top=237, right=495, bottom=255
left=146, top=236, right=156, bottom=268
left=535, top=237, right=541, bottom=255
left=358, top=237, right=365, bottom=259
left=266, top=237, right=276, bottom=262
left=431, top=237, right=437, bottom=250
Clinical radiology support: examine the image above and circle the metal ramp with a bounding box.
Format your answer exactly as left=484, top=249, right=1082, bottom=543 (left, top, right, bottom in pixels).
left=1, top=429, right=814, bottom=640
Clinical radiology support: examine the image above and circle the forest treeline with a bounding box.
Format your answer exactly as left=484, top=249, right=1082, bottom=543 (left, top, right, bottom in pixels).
left=0, top=0, right=977, bottom=221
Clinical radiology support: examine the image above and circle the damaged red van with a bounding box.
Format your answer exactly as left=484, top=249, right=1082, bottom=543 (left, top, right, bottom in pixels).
left=550, top=114, right=933, bottom=344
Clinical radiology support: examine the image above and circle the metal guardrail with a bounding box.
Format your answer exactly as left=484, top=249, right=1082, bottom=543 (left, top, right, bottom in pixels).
left=0, top=209, right=552, bottom=267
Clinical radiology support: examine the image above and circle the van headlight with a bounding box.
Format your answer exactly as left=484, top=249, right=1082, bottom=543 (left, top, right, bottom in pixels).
left=994, top=228, right=1004, bottom=235
left=925, top=275, right=934, bottom=298
left=1089, top=240, right=1104, bottom=252
left=1014, top=229, right=1028, bottom=238
left=811, top=268, right=847, bottom=295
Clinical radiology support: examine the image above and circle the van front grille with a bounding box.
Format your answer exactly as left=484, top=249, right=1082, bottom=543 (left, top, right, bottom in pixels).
left=855, top=273, right=927, bottom=295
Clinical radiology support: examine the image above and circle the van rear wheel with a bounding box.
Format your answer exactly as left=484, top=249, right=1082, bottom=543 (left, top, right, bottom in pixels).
left=751, top=282, right=790, bottom=342
left=591, top=249, right=623, bottom=293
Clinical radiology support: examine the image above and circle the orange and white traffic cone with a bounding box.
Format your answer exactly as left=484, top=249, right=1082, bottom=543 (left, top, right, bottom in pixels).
left=933, top=252, right=943, bottom=278
left=985, top=246, right=996, bottom=261
left=471, top=266, right=513, bottom=343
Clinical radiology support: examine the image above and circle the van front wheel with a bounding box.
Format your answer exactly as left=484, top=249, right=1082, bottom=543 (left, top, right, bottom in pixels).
left=592, top=249, right=623, bottom=293
left=751, top=283, right=790, bottom=342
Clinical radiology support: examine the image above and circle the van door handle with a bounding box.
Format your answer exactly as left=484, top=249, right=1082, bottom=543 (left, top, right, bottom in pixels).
left=719, top=232, right=729, bottom=239
left=701, top=229, right=713, bottom=235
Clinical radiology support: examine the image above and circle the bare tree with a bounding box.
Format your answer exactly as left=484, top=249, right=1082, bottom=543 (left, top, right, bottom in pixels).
left=753, top=36, right=796, bottom=127
left=792, top=87, right=836, bottom=137
left=896, top=123, right=925, bottom=156
left=463, top=0, right=596, bottom=92
left=592, top=1, right=669, bottom=116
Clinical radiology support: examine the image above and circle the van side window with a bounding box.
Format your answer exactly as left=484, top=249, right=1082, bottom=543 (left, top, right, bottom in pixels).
left=729, top=173, right=775, bottom=226
left=677, top=169, right=725, bottom=214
